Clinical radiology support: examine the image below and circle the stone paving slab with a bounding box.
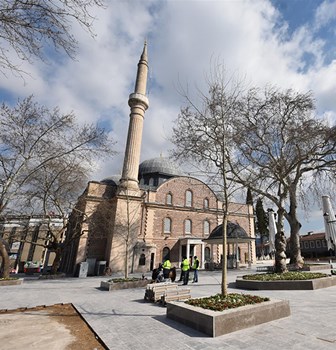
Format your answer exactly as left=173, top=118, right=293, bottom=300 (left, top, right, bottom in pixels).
left=0, top=266, right=335, bottom=349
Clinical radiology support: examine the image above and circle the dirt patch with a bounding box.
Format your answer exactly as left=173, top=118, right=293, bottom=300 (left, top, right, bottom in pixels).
left=0, top=304, right=107, bottom=350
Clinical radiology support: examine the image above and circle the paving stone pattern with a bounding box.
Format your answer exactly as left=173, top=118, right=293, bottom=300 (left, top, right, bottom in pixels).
left=0, top=266, right=335, bottom=349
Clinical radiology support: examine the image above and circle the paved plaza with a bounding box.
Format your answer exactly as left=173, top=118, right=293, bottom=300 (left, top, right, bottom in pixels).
left=0, top=265, right=335, bottom=349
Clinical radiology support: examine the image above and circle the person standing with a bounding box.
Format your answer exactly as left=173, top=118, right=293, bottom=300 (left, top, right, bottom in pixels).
left=182, top=256, right=190, bottom=285
left=162, top=258, right=171, bottom=279
left=192, top=256, right=200, bottom=283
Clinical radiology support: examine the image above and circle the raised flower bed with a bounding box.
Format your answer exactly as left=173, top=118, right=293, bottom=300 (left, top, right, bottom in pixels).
left=166, top=293, right=290, bottom=337
left=236, top=271, right=336, bottom=290
left=0, top=278, right=23, bottom=286
left=100, top=277, right=149, bottom=291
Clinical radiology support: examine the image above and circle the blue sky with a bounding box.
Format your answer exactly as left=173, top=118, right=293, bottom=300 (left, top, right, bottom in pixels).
left=1, top=0, right=336, bottom=234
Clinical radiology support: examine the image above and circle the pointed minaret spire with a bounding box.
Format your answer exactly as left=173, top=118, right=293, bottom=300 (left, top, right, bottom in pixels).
left=119, top=42, right=149, bottom=194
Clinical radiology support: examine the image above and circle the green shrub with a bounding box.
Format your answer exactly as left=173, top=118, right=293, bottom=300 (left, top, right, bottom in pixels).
left=243, top=271, right=328, bottom=281
left=185, top=293, right=269, bottom=311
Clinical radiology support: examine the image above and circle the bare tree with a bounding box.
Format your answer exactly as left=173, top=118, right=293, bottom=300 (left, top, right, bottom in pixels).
left=171, top=68, right=243, bottom=296
left=0, top=96, right=115, bottom=278
left=0, top=0, right=105, bottom=75
left=229, top=86, right=336, bottom=268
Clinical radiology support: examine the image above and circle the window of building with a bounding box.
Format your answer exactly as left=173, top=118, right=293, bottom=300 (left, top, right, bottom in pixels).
left=316, top=240, right=321, bottom=248
left=139, top=253, right=146, bottom=266
left=166, top=193, right=172, bottom=205
left=162, top=247, right=170, bottom=261
left=310, top=241, right=315, bottom=248
left=204, top=198, right=209, bottom=209
left=203, top=220, right=210, bottom=236
left=304, top=241, right=309, bottom=249
left=322, top=240, right=327, bottom=247
left=185, top=190, right=193, bottom=207
left=163, top=217, right=172, bottom=234
left=299, top=241, right=303, bottom=249
left=149, top=177, right=154, bottom=186
left=184, top=219, right=192, bottom=234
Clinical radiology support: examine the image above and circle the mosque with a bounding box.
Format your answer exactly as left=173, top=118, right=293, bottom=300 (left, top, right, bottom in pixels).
left=61, top=44, right=256, bottom=276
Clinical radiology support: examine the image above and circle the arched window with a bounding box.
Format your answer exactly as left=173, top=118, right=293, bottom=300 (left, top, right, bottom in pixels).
left=185, top=190, right=193, bottom=207
left=203, top=220, right=210, bottom=236
left=163, top=217, right=172, bottom=234
left=162, top=247, right=170, bottom=261
left=204, top=198, right=209, bottom=209
left=139, top=253, right=146, bottom=266
left=184, top=219, right=192, bottom=234
left=166, top=193, right=172, bottom=205
left=205, top=247, right=211, bottom=262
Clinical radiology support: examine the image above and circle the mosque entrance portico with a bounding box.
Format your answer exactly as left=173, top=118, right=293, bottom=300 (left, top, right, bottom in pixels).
left=179, top=237, right=205, bottom=269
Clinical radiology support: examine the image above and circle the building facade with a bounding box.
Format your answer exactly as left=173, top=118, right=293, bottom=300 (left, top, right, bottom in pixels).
left=61, top=44, right=256, bottom=276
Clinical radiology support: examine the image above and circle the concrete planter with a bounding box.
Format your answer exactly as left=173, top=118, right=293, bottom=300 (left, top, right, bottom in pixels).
left=301, top=264, right=331, bottom=271
left=0, top=278, right=23, bottom=286
left=100, top=279, right=149, bottom=291
left=236, top=275, right=336, bottom=290
left=167, top=298, right=290, bottom=337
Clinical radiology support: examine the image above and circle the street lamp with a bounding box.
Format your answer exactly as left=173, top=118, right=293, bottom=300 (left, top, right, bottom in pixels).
left=323, top=212, right=336, bottom=258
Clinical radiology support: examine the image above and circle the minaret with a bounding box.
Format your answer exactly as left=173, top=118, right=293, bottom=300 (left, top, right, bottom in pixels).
left=119, top=42, right=149, bottom=195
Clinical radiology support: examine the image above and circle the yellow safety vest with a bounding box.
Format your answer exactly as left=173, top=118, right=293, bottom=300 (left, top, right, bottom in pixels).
left=163, top=260, right=171, bottom=269
left=182, top=259, right=190, bottom=271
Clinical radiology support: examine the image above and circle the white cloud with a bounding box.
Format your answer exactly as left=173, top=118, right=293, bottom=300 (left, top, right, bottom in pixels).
left=1, top=0, right=336, bottom=231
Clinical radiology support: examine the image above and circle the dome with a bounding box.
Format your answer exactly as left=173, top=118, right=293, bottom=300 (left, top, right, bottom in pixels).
left=204, top=222, right=255, bottom=244
left=100, top=175, right=120, bottom=186
left=139, top=157, right=183, bottom=177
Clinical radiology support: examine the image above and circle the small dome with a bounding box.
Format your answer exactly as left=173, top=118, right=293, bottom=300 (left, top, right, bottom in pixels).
left=206, top=222, right=250, bottom=241
left=139, top=157, right=183, bottom=177
left=100, top=175, right=120, bottom=186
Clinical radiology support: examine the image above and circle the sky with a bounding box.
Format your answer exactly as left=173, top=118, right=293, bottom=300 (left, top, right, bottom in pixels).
left=1, top=0, right=336, bottom=234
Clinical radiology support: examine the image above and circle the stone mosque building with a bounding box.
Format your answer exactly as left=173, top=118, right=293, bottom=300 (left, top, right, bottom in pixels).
left=61, top=44, right=256, bottom=276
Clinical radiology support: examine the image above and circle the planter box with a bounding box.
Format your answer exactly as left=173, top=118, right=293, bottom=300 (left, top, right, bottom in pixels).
left=100, top=279, right=149, bottom=291
left=167, top=298, right=290, bottom=337
left=236, top=275, right=336, bottom=290
left=301, top=264, right=331, bottom=271
left=0, top=278, right=23, bottom=286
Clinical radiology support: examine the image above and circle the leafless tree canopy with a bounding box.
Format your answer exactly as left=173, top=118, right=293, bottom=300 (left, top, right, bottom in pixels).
left=0, top=95, right=114, bottom=216
left=171, top=67, right=336, bottom=270
left=0, top=0, right=105, bottom=74
left=0, top=95, right=115, bottom=277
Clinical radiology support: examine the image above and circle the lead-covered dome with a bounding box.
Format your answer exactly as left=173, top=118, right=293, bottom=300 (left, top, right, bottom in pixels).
left=139, top=157, right=183, bottom=177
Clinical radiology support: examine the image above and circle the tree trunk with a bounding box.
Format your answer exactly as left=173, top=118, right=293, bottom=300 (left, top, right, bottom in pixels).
left=288, top=218, right=304, bottom=266
left=51, top=248, right=62, bottom=275
left=0, top=241, right=10, bottom=279
left=287, top=186, right=304, bottom=266
left=274, top=207, right=287, bottom=273
left=221, top=213, right=228, bottom=296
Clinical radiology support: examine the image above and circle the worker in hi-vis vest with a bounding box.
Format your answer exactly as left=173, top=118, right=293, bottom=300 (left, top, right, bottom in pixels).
left=162, top=258, right=171, bottom=279
left=181, top=256, right=190, bottom=285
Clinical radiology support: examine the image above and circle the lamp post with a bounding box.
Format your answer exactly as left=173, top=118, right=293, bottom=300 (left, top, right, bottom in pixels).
left=323, top=212, right=336, bottom=258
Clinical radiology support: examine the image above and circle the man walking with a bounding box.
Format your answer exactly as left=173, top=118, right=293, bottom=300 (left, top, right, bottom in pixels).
left=192, top=256, right=200, bottom=283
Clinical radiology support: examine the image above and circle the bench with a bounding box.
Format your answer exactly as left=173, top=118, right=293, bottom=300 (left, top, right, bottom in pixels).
left=161, top=288, right=191, bottom=305
left=256, top=266, right=274, bottom=272
left=144, top=282, right=179, bottom=302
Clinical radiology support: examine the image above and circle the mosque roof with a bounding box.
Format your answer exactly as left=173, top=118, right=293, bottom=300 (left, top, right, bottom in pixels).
left=100, top=175, right=120, bottom=186
left=139, top=157, right=183, bottom=177
left=204, top=222, right=255, bottom=244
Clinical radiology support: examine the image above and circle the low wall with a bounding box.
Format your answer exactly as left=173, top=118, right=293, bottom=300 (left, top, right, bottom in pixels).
left=167, top=299, right=290, bottom=337
left=236, top=276, right=336, bottom=290
left=100, top=279, right=149, bottom=291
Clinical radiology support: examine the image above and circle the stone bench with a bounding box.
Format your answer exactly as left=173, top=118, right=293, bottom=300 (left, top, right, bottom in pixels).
left=144, top=282, right=179, bottom=302
left=256, top=266, right=274, bottom=272
left=161, top=288, right=191, bottom=305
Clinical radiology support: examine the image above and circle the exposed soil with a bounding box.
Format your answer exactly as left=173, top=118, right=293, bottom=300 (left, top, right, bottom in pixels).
left=0, top=304, right=107, bottom=350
